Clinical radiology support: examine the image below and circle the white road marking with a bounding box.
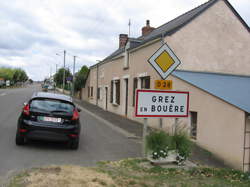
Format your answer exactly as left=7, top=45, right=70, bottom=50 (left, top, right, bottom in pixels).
left=0, top=93, right=6, bottom=96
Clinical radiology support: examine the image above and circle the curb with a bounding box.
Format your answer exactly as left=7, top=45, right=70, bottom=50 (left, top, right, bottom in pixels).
left=76, top=103, right=140, bottom=140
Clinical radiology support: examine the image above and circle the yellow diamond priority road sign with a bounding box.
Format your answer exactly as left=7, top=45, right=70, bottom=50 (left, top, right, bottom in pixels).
left=148, top=44, right=181, bottom=80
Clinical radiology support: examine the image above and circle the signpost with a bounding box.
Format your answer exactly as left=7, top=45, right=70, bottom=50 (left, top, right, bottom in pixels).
left=148, top=43, right=181, bottom=80
left=66, top=76, right=73, bottom=82
left=136, top=90, right=189, bottom=156
left=136, top=43, right=189, bottom=157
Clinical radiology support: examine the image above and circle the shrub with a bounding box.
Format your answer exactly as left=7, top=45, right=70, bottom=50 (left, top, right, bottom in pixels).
left=171, top=132, right=192, bottom=159
left=146, top=131, right=171, bottom=159
left=146, top=128, right=192, bottom=162
left=146, top=131, right=171, bottom=151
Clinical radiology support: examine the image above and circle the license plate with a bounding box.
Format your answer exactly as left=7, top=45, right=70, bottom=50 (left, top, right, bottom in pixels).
left=39, top=116, right=62, bottom=123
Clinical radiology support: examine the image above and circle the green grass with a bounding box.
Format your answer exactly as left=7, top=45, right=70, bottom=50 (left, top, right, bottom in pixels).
left=8, top=171, right=30, bottom=187
left=96, top=159, right=250, bottom=187
left=8, top=159, right=250, bottom=187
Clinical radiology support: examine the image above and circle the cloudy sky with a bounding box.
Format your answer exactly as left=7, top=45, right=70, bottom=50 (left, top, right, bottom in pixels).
left=0, top=0, right=249, bottom=80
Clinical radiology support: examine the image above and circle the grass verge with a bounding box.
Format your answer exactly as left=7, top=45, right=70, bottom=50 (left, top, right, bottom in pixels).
left=8, top=159, right=250, bottom=187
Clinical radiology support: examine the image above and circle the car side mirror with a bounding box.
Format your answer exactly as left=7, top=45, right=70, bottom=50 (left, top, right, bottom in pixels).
left=77, top=108, right=81, bottom=112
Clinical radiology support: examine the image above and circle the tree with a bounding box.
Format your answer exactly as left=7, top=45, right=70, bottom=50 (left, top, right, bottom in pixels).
left=12, top=69, right=28, bottom=83
left=54, top=68, right=72, bottom=86
left=74, top=65, right=89, bottom=92
left=0, top=67, right=28, bottom=83
left=19, top=69, right=28, bottom=82
left=0, top=67, right=15, bottom=80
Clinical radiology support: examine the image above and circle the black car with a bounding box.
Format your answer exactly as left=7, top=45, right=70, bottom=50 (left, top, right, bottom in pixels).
left=16, top=92, right=81, bottom=149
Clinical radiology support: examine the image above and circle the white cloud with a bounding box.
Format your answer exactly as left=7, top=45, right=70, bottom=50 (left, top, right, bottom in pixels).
left=0, top=0, right=249, bottom=80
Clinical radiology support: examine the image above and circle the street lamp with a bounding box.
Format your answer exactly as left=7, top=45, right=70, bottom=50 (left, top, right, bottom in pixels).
left=71, top=56, right=76, bottom=97
left=56, top=51, right=66, bottom=93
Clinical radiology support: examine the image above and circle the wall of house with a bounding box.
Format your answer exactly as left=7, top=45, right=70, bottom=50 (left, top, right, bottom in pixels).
left=98, top=57, right=125, bottom=115
left=81, top=75, right=90, bottom=101
left=88, top=67, right=97, bottom=105
left=165, top=0, right=250, bottom=76
left=168, top=75, right=245, bottom=170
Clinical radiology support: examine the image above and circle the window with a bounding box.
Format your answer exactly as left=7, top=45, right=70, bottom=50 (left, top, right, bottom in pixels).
left=110, top=79, right=120, bottom=105
left=115, top=80, right=120, bottom=105
left=132, top=76, right=149, bottom=107
left=190, top=112, right=198, bottom=139
left=124, top=51, right=129, bottom=69
left=141, top=76, right=150, bottom=89
left=88, top=86, right=90, bottom=97
left=133, top=78, right=138, bottom=106
left=124, top=42, right=130, bottom=69
left=30, top=99, right=74, bottom=113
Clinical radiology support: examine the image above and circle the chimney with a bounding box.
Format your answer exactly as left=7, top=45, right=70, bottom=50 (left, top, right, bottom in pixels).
left=119, top=34, right=128, bottom=48
left=142, top=20, right=155, bottom=36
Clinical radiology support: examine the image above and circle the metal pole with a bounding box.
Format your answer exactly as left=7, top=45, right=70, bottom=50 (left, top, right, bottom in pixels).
left=174, top=118, right=179, bottom=134
left=72, top=56, right=76, bottom=97
left=159, top=118, right=163, bottom=129
left=142, top=118, right=148, bottom=157
left=50, top=66, right=52, bottom=78
left=63, top=50, right=66, bottom=94
left=128, top=19, right=131, bottom=37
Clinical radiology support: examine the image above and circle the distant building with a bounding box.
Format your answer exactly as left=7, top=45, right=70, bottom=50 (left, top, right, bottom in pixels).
left=82, top=0, right=250, bottom=171
left=0, top=78, right=5, bottom=87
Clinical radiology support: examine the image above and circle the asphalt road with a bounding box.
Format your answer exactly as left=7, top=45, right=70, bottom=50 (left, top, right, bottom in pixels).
left=0, top=84, right=140, bottom=178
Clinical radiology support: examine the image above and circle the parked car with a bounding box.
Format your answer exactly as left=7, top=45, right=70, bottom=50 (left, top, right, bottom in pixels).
left=16, top=92, right=81, bottom=149
left=42, top=84, right=49, bottom=92
left=48, top=85, right=54, bottom=90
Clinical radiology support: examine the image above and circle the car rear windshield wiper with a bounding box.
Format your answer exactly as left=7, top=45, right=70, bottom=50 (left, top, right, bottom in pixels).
left=30, top=107, right=50, bottom=113
left=50, top=110, right=69, bottom=113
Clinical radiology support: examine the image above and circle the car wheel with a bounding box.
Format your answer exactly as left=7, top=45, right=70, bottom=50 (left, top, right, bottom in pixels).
left=15, top=132, right=26, bottom=145
left=69, top=139, right=79, bottom=150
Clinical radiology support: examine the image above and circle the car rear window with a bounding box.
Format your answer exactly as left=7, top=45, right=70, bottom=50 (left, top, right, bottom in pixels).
left=30, top=99, right=74, bottom=113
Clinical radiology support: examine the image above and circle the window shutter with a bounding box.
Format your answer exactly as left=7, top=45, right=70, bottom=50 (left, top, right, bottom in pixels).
left=116, top=80, right=120, bottom=105
left=110, top=80, right=113, bottom=103
left=145, top=76, right=150, bottom=89
left=133, top=78, right=138, bottom=106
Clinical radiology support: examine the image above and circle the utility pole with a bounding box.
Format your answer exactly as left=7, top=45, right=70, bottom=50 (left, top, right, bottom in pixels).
left=72, top=56, right=76, bottom=97
left=50, top=66, right=52, bottom=78
left=63, top=50, right=66, bottom=93
left=54, top=64, right=58, bottom=93
left=128, top=19, right=131, bottom=37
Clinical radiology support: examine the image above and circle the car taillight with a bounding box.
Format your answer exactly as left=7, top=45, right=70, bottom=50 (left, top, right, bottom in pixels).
left=19, top=129, right=27, bottom=133
left=72, top=109, right=79, bottom=120
left=69, top=134, right=78, bottom=138
left=23, top=104, right=30, bottom=116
